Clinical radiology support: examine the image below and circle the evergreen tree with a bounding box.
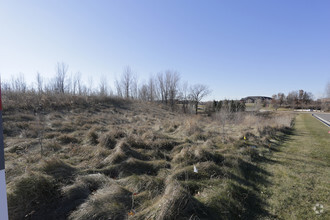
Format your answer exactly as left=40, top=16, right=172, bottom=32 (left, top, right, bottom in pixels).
left=230, top=100, right=236, bottom=112
left=240, top=101, right=246, bottom=111
left=213, top=100, right=218, bottom=112
left=217, top=100, right=223, bottom=111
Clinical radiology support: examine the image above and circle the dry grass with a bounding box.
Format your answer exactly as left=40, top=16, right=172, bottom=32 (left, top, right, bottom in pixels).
left=7, top=172, right=59, bottom=219
left=68, top=184, right=131, bottom=220
left=86, top=129, right=99, bottom=145
left=135, top=181, right=197, bottom=220
left=172, top=144, right=224, bottom=167
left=57, top=134, right=80, bottom=144
left=40, top=158, right=76, bottom=183
left=2, top=93, right=295, bottom=219
left=62, top=173, right=112, bottom=204
left=98, top=129, right=127, bottom=149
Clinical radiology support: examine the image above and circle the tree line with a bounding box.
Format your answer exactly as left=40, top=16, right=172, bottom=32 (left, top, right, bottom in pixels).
left=1, top=62, right=211, bottom=114
left=271, top=88, right=330, bottom=111
left=271, top=90, right=313, bottom=109
left=211, top=100, right=246, bottom=113
left=271, top=90, right=312, bottom=109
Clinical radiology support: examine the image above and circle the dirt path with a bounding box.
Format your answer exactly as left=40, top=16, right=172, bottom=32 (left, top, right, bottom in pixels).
left=260, top=113, right=330, bottom=219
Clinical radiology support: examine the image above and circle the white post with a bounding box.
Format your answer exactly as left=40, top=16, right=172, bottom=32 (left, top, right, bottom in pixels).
left=0, top=83, right=9, bottom=220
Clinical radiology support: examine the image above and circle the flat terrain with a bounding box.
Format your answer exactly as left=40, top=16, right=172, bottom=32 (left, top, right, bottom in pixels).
left=261, top=113, right=330, bottom=219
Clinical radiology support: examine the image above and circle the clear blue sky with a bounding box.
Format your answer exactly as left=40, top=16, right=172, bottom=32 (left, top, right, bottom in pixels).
left=1, top=0, right=329, bottom=100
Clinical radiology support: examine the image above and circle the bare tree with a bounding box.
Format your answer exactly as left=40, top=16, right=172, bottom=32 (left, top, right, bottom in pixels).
left=87, top=76, right=94, bottom=95
left=122, top=66, right=134, bottom=99
left=164, top=71, right=171, bottom=104
left=147, top=75, right=157, bottom=102
left=157, top=70, right=180, bottom=106
left=72, top=72, right=82, bottom=95
left=271, top=94, right=279, bottom=110
left=1, top=81, right=11, bottom=93
left=131, top=74, right=138, bottom=99
left=80, top=85, right=88, bottom=96
left=138, top=83, right=149, bottom=101
left=189, top=84, right=211, bottom=114
left=99, top=76, right=108, bottom=96
left=157, top=72, right=167, bottom=103
left=11, top=73, right=27, bottom=93
left=137, top=75, right=158, bottom=102
left=66, top=73, right=73, bottom=94
left=115, top=79, right=123, bottom=98
left=294, top=89, right=313, bottom=107
left=114, top=66, right=136, bottom=99
left=278, top=93, right=285, bottom=106
left=168, top=71, right=180, bottom=109
left=287, top=91, right=299, bottom=108
left=36, top=72, right=43, bottom=94
left=179, top=81, right=189, bottom=113
left=55, top=62, right=68, bottom=93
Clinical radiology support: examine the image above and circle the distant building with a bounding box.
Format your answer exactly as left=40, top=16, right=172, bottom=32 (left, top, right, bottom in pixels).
left=241, top=96, right=272, bottom=103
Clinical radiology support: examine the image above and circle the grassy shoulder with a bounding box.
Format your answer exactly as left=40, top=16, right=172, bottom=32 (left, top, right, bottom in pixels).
left=261, top=113, right=330, bottom=219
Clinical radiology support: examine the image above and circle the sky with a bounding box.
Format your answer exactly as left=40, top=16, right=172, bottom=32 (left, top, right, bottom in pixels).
left=0, top=0, right=329, bottom=100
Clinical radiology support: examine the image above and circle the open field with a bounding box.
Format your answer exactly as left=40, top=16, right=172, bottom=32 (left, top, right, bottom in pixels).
left=2, top=94, right=295, bottom=219
left=1, top=1, right=330, bottom=219
left=260, top=114, right=330, bottom=219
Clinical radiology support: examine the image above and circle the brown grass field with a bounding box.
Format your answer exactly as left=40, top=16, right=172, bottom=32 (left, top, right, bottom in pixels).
left=2, top=93, right=295, bottom=219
